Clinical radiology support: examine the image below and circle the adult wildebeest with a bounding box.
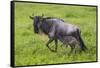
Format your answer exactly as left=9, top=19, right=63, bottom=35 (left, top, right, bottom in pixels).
left=29, top=14, right=87, bottom=53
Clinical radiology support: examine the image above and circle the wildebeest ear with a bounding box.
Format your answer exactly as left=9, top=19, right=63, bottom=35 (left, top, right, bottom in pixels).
left=29, top=16, right=34, bottom=19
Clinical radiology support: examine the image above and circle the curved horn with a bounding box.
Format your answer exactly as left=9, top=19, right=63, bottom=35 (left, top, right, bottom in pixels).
left=29, top=13, right=34, bottom=19
left=29, top=16, right=34, bottom=19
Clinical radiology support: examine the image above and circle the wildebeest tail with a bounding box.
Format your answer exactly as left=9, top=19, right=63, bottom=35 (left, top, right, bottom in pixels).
left=77, top=29, right=87, bottom=51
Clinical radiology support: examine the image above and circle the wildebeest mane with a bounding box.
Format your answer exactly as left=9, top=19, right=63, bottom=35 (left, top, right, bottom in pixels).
left=42, top=17, right=64, bottom=22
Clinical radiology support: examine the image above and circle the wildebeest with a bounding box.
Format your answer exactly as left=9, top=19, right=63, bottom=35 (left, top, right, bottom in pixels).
left=29, top=14, right=87, bottom=53
left=60, top=36, right=80, bottom=54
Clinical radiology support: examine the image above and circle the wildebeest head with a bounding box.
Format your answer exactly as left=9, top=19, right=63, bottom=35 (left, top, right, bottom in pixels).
left=29, top=14, right=44, bottom=33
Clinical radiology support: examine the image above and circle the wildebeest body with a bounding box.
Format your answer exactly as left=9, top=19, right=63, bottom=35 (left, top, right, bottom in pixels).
left=41, top=18, right=78, bottom=36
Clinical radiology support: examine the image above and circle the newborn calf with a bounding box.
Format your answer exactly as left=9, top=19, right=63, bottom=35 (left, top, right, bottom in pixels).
left=59, top=36, right=80, bottom=54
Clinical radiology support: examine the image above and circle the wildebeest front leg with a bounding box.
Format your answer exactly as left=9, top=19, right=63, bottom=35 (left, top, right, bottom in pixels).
left=46, top=38, right=55, bottom=52
left=55, top=39, right=58, bottom=52
left=46, top=26, right=56, bottom=52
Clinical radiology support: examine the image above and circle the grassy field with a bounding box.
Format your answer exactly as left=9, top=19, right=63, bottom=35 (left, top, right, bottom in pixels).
left=14, top=2, right=97, bottom=66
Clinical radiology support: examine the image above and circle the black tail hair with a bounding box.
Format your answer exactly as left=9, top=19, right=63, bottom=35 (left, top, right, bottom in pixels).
left=77, top=29, right=87, bottom=51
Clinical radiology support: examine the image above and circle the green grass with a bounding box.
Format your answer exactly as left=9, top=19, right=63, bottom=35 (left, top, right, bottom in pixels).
left=14, top=2, right=97, bottom=66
